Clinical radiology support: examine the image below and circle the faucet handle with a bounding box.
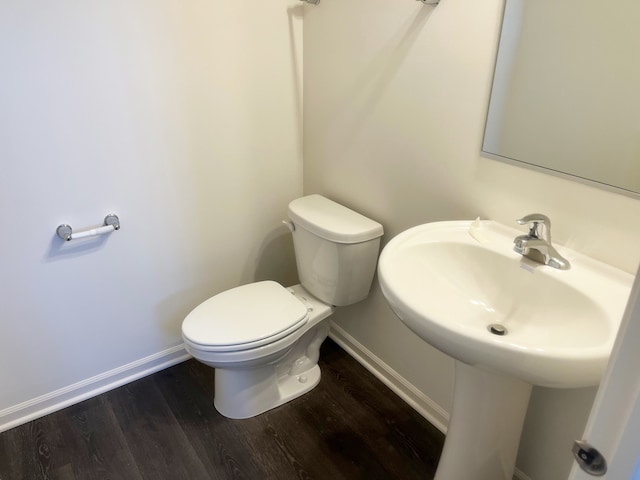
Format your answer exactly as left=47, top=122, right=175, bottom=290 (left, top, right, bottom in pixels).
left=516, top=213, right=550, bottom=226
left=516, top=213, right=551, bottom=240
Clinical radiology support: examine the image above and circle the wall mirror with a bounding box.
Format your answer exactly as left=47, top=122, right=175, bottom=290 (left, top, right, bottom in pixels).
left=482, top=0, right=640, bottom=197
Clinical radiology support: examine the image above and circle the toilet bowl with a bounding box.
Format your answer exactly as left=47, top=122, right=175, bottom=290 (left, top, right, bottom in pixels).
left=182, top=195, right=383, bottom=419
left=183, top=283, right=334, bottom=418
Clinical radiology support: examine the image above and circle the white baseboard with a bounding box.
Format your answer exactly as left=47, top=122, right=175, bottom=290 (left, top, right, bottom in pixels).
left=513, top=469, right=532, bottom=480
left=328, top=322, right=450, bottom=434
left=0, top=344, right=190, bottom=433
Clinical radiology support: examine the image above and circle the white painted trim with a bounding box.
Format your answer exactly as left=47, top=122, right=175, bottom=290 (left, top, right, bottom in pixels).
left=513, top=469, right=532, bottom=480
left=328, top=322, right=450, bottom=433
left=0, top=344, right=191, bottom=433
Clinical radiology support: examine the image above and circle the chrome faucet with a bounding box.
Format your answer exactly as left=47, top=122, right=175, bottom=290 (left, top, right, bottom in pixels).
left=513, top=214, right=570, bottom=270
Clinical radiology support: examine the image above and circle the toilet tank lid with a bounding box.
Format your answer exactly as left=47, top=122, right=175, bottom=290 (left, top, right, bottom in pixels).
left=288, top=195, right=384, bottom=244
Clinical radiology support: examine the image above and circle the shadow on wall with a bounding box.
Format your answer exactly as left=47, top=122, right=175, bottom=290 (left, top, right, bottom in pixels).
left=153, top=225, right=298, bottom=342
left=287, top=4, right=304, bottom=160
left=43, top=228, right=112, bottom=262
left=243, top=225, right=299, bottom=287
left=156, top=288, right=216, bottom=341
left=329, top=5, right=437, bottom=151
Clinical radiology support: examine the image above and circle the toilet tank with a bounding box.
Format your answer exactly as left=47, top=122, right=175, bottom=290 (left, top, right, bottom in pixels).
left=287, top=195, right=384, bottom=307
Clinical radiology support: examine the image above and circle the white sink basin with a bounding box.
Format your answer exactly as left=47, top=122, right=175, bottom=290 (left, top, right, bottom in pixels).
left=378, top=220, right=634, bottom=480
left=378, top=220, right=633, bottom=387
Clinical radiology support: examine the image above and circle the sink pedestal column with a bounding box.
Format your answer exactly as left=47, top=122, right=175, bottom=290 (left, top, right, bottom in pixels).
left=435, top=361, right=533, bottom=480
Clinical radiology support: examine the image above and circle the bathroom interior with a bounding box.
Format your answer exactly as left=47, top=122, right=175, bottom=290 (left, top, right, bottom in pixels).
left=1, top=0, right=639, bottom=479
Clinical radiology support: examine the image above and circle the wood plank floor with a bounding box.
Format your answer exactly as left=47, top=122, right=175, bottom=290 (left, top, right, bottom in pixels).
left=0, top=339, right=444, bottom=480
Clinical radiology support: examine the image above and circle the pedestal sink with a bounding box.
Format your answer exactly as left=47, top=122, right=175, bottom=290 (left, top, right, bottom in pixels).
left=377, top=220, right=634, bottom=480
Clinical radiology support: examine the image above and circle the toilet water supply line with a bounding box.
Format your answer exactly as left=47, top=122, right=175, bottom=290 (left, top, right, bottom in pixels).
left=56, top=214, right=120, bottom=241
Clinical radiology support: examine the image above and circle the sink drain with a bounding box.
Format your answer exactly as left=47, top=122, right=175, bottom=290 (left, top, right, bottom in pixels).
left=488, top=324, right=507, bottom=336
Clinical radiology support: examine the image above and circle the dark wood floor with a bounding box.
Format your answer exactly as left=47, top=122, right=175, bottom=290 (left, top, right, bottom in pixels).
left=0, top=339, right=444, bottom=480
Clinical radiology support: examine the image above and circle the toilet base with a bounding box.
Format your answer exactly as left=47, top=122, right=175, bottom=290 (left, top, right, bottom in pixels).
left=212, top=317, right=331, bottom=419
left=214, top=363, right=321, bottom=419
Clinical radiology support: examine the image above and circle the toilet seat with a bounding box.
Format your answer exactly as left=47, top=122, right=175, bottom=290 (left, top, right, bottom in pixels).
left=182, top=281, right=309, bottom=353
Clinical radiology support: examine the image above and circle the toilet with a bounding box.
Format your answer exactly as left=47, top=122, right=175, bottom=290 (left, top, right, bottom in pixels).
left=181, top=194, right=384, bottom=419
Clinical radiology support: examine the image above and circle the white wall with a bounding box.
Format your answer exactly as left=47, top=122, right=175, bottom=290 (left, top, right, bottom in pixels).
left=0, top=0, right=303, bottom=428
left=303, top=1, right=640, bottom=479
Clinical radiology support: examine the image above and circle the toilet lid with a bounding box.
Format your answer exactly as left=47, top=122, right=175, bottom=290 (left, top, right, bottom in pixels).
left=182, top=281, right=309, bottom=350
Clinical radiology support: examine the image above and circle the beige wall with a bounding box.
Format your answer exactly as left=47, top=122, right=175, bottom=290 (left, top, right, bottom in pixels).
left=303, top=1, right=640, bottom=478
left=0, top=0, right=302, bottom=427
